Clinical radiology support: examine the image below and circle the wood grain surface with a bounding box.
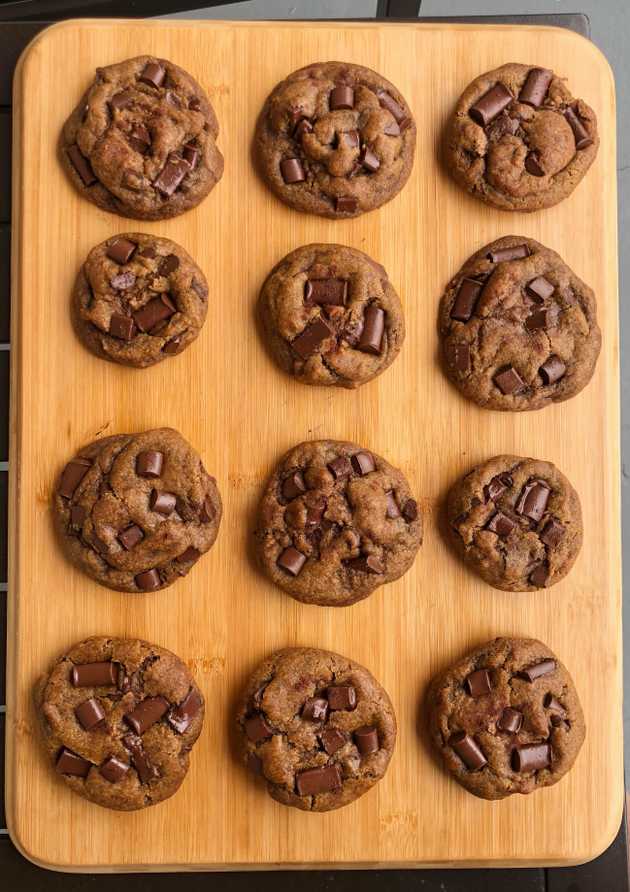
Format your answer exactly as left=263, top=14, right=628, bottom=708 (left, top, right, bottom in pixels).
left=7, top=18, right=621, bottom=872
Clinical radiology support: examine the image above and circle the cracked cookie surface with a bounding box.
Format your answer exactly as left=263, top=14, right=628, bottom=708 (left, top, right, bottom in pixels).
left=53, top=428, right=222, bottom=593
left=254, top=61, right=416, bottom=218
left=255, top=439, right=422, bottom=607
left=427, top=637, right=585, bottom=800
left=237, top=647, right=396, bottom=812
left=61, top=55, right=224, bottom=220
left=73, top=233, right=209, bottom=368
left=36, top=636, right=204, bottom=811
left=439, top=236, right=601, bottom=411
left=444, top=63, right=598, bottom=212
left=259, top=244, right=405, bottom=388
left=447, top=455, right=582, bottom=591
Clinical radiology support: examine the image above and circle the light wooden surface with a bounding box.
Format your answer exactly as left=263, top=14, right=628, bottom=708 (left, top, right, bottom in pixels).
left=7, top=18, right=621, bottom=872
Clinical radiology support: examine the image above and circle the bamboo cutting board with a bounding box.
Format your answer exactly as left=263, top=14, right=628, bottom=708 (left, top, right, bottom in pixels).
left=7, top=19, right=621, bottom=872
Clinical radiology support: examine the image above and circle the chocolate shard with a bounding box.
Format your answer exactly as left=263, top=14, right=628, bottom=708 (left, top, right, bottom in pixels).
left=100, top=755, right=130, bottom=783
left=487, top=244, right=529, bottom=263
left=136, top=450, right=163, bottom=478
left=133, top=295, right=177, bottom=333
left=282, top=471, right=306, bottom=500
left=154, top=158, right=189, bottom=196
left=497, top=707, right=523, bottom=734
left=351, top=451, right=375, bottom=476
left=330, top=85, right=354, bottom=110
left=494, top=366, right=525, bottom=395
left=124, top=695, right=169, bottom=735
left=302, top=697, right=328, bottom=722
left=167, top=688, right=203, bottom=733
left=139, top=61, right=165, bottom=88
left=359, top=145, right=380, bottom=172
left=358, top=305, right=385, bottom=355
left=512, top=743, right=551, bottom=773
left=109, top=313, right=136, bottom=341
left=451, top=278, right=482, bottom=322
left=377, top=90, right=407, bottom=123
left=182, top=143, right=199, bottom=169
left=159, top=254, right=180, bottom=276
left=58, top=458, right=92, bottom=499
left=327, top=685, right=356, bottom=711
left=328, top=455, right=352, bottom=479
left=244, top=713, right=273, bottom=743
left=516, top=480, right=550, bottom=522
left=277, top=546, right=306, bottom=576
left=75, top=697, right=106, bottom=731
left=296, top=764, right=342, bottom=796
left=540, top=518, right=565, bottom=548
left=123, top=733, right=158, bottom=783
left=469, top=83, right=513, bottom=126
left=486, top=511, right=515, bottom=538
left=519, top=68, right=553, bottom=107
left=71, top=661, right=117, bottom=687
left=449, top=731, right=487, bottom=771
left=292, top=316, right=334, bottom=360
left=305, top=279, right=347, bottom=307
left=465, top=668, right=492, bottom=698
left=521, top=659, right=556, bottom=682
left=526, top=276, right=555, bottom=302
left=67, top=144, right=97, bottom=186
left=565, top=105, right=594, bottom=150
left=106, top=237, right=137, bottom=264
left=56, top=747, right=91, bottom=777
left=484, top=473, right=512, bottom=502
left=280, top=158, right=305, bottom=184
left=118, top=524, right=144, bottom=551
left=354, top=726, right=379, bottom=755
left=539, top=355, right=566, bottom=385
left=321, top=728, right=346, bottom=755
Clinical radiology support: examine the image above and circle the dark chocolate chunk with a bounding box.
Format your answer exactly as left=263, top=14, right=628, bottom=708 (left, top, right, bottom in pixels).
left=525, top=152, right=545, bottom=177
left=305, top=497, right=327, bottom=529
left=516, top=480, right=550, bottom=522
left=139, top=246, right=156, bottom=259
left=110, top=270, right=136, bottom=291
left=497, top=707, right=523, bottom=734
left=525, top=309, right=550, bottom=331
left=402, top=499, right=418, bottom=522
left=294, top=119, right=313, bottom=140
left=75, top=697, right=106, bottom=730
left=494, top=366, right=525, bottom=395
left=110, top=91, right=133, bottom=111
left=544, top=693, right=565, bottom=714
left=58, top=458, right=91, bottom=499
left=446, top=342, right=471, bottom=373
left=70, top=505, right=87, bottom=528
left=449, top=731, right=487, bottom=770
left=487, top=244, right=529, bottom=263
left=177, top=546, right=200, bottom=563
left=484, top=473, right=512, bottom=502
left=277, top=546, right=306, bottom=576
left=302, top=697, right=328, bottom=722
left=291, top=316, right=334, bottom=360
left=56, top=747, right=91, bottom=777
left=386, top=491, right=400, bottom=519
left=469, top=83, right=513, bottom=126
left=451, top=279, right=482, bottom=322
left=154, top=158, right=189, bottom=196
left=335, top=196, right=358, bottom=213
left=526, top=276, right=555, bottom=301
left=150, top=489, right=177, bottom=516
left=134, top=568, right=161, bottom=591
left=321, top=728, right=346, bottom=755
left=519, top=68, right=553, bottom=107
left=244, top=713, right=273, bottom=743
left=305, top=279, right=347, bottom=306
left=71, top=661, right=117, bottom=687
left=328, top=456, right=352, bottom=479
left=109, top=313, right=136, bottom=341
left=539, top=355, right=566, bottom=385
left=540, top=518, right=565, bottom=548
left=327, top=685, right=356, bottom=711
left=383, top=119, right=400, bottom=136
left=354, top=726, right=379, bottom=755
left=521, top=659, right=556, bottom=682
left=167, top=688, right=203, bottom=733
left=564, top=105, right=594, bottom=150
left=106, top=238, right=136, bottom=264
left=139, top=61, right=165, bottom=88
left=133, top=294, right=176, bottom=333
left=486, top=511, right=515, bottom=538
left=123, top=733, right=158, bottom=783
left=465, top=668, right=492, bottom=698
left=351, top=451, right=375, bottom=476
left=189, top=96, right=201, bottom=111
left=330, top=85, right=354, bottom=110
left=182, top=143, right=199, bottom=169
left=359, top=145, right=380, bottom=172
left=377, top=90, right=407, bottom=123
left=512, top=743, right=551, bottom=773
left=159, top=254, right=180, bottom=276
left=163, top=335, right=183, bottom=355
left=124, top=695, right=169, bottom=734
left=280, top=158, right=305, bottom=184
left=339, top=129, right=359, bottom=147
left=129, top=124, right=151, bottom=154
left=67, top=144, right=97, bottom=186
left=296, top=764, right=342, bottom=796
left=348, top=555, right=384, bottom=574
left=200, top=495, right=216, bottom=523
left=282, top=471, right=306, bottom=500
left=100, top=755, right=129, bottom=783
left=136, top=450, right=163, bottom=478
left=117, top=524, right=144, bottom=551
left=529, top=562, right=549, bottom=587
left=358, top=305, right=385, bottom=355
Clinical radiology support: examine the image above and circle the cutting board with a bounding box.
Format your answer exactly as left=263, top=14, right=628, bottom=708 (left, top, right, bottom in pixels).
left=7, top=18, right=621, bottom=872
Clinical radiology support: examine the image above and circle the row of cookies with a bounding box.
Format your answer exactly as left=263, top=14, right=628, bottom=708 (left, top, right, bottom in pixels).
left=39, top=636, right=584, bottom=812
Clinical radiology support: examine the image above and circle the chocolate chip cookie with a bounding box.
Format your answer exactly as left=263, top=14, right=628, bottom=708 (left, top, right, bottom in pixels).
left=53, top=428, right=222, bottom=593
left=255, top=61, right=416, bottom=218
left=61, top=56, right=224, bottom=220
left=427, top=637, right=585, bottom=800
left=444, top=63, right=598, bottom=212
left=73, top=233, right=209, bottom=368
left=36, top=636, right=204, bottom=811
left=237, top=647, right=396, bottom=812
left=255, top=440, right=422, bottom=607
left=447, top=455, right=582, bottom=591
left=258, top=244, right=405, bottom=388
left=439, top=236, right=601, bottom=411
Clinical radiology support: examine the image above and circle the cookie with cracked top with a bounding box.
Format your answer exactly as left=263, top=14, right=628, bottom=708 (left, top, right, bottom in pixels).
left=255, top=439, right=422, bottom=607
left=36, top=636, right=204, bottom=810
left=427, top=637, right=585, bottom=800
left=60, top=56, right=224, bottom=220
left=73, top=233, right=209, bottom=368
left=254, top=61, right=416, bottom=218
left=237, top=647, right=396, bottom=812
left=439, top=236, right=601, bottom=411
left=53, top=428, right=222, bottom=593
left=446, top=455, right=582, bottom=591
left=259, top=244, right=405, bottom=388
left=444, top=63, right=598, bottom=212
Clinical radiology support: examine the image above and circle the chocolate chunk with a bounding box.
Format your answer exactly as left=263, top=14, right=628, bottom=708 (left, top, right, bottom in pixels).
left=469, top=83, right=513, bottom=126
left=139, top=61, right=165, bottom=88
left=106, top=237, right=136, bottom=264
left=134, top=568, right=161, bottom=591
left=75, top=697, right=106, bottom=730
left=521, top=659, right=556, bottom=682
left=247, top=753, right=263, bottom=775
left=71, top=661, right=117, bottom=687
left=124, top=695, right=169, bottom=734
left=117, top=524, right=144, bottom=551
left=58, top=458, right=91, bottom=498
left=280, top=158, right=305, bottom=184
left=339, top=129, right=359, bottom=147
left=564, top=106, right=594, bottom=150
left=484, top=473, right=512, bottom=502
left=328, top=456, right=352, bottom=479
left=516, top=480, right=550, bottom=522
left=512, top=743, right=551, bottom=773
left=446, top=342, right=471, bottom=373
left=486, top=112, right=519, bottom=140
left=525, top=309, right=550, bottom=331
left=136, top=450, right=163, bottom=478
left=150, top=489, right=177, bottom=516
left=449, top=731, right=487, bottom=771
left=70, top=505, right=87, bottom=528
left=134, top=295, right=176, bottom=333
left=519, top=68, right=553, bottom=107
left=451, top=279, right=482, bottom=322
left=539, top=355, right=566, bottom=385
left=486, top=511, right=515, bottom=538
left=302, top=697, right=328, bottom=722
left=292, top=316, right=334, bottom=360
left=107, top=310, right=135, bottom=338
left=529, top=563, right=549, bottom=587
left=327, top=685, right=356, bottom=711
left=56, top=747, right=91, bottom=777
left=282, top=471, right=306, bottom=500
left=277, top=546, right=306, bottom=576
left=200, top=495, right=216, bottom=523
left=139, top=246, right=156, bottom=259
left=154, top=158, right=189, bottom=196
left=100, top=755, right=129, bottom=783
left=386, top=491, right=400, bottom=519
left=110, top=270, right=136, bottom=290
left=163, top=335, right=183, bottom=355
left=465, top=669, right=492, bottom=698
left=294, top=119, right=313, bottom=140
left=159, top=254, right=180, bottom=276
left=129, top=124, right=151, bottom=154
left=245, top=713, right=273, bottom=742
left=305, top=497, right=326, bottom=529
left=359, top=145, right=380, bottom=172
left=167, top=688, right=203, bottom=733
left=110, top=91, right=133, bottom=111
left=497, top=707, right=523, bottom=734
left=526, top=276, right=555, bottom=302
left=305, top=279, right=347, bottom=306
left=487, top=245, right=529, bottom=263
left=358, top=305, right=385, bottom=355
left=544, top=693, right=565, bottom=715
left=348, top=555, right=384, bottom=574
left=296, top=764, right=342, bottom=796
left=377, top=90, right=406, bottom=123
left=335, top=196, right=358, bottom=213
left=123, top=733, right=158, bottom=783
left=321, top=728, right=346, bottom=755
left=67, top=144, right=97, bottom=186
left=494, top=366, right=525, bottom=395
left=541, top=518, right=565, bottom=548
left=402, top=499, right=418, bottom=522
left=354, top=726, right=379, bottom=755
left=351, top=451, right=375, bottom=476
left=525, top=152, right=545, bottom=177
left=330, top=85, right=354, bottom=110
left=177, top=546, right=200, bottom=563
left=182, top=143, right=199, bottom=168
